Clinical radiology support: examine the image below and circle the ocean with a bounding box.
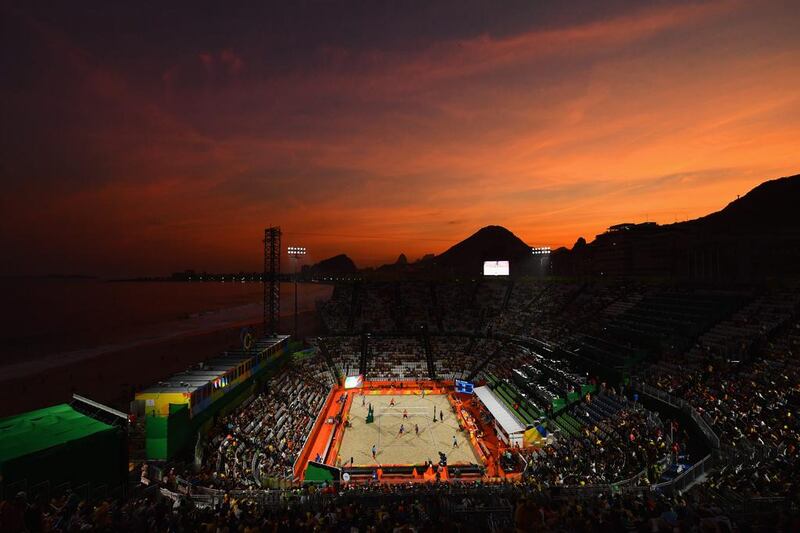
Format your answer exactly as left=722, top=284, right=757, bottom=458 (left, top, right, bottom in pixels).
left=0, top=278, right=333, bottom=370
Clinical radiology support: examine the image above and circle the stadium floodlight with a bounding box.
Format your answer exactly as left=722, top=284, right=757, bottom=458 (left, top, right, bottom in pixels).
left=531, top=246, right=551, bottom=255
left=288, top=245, right=307, bottom=340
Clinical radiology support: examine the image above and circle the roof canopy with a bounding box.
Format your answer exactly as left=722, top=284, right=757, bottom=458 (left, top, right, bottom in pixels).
left=139, top=335, right=290, bottom=394
left=474, top=386, right=526, bottom=436
left=0, top=404, right=114, bottom=464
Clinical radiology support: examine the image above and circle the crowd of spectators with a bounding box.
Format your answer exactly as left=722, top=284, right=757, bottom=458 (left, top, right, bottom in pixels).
left=318, top=280, right=656, bottom=352
left=6, top=282, right=800, bottom=530
left=437, top=282, right=483, bottom=333
left=353, top=283, right=397, bottom=333
left=367, top=338, right=428, bottom=381
left=8, top=475, right=793, bottom=532
left=320, top=336, right=361, bottom=377
left=319, top=334, right=505, bottom=382
left=188, top=357, right=332, bottom=490
left=316, top=283, right=800, bottom=501
left=435, top=337, right=500, bottom=380
left=430, top=336, right=470, bottom=379
left=318, top=284, right=353, bottom=334
left=646, top=308, right=799, bottom=501
left=398, top=282, right=439, bottom=332
left=526, top=395, right=672, bottom=487
left=490, top=282, right=581, bottom=340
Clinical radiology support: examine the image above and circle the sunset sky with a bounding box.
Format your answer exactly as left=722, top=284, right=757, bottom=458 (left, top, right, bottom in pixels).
left=1, top=1, right=799, bottom=275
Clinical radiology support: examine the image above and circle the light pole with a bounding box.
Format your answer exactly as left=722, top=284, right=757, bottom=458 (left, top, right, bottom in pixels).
left=287, top=246, right=306, bottom=340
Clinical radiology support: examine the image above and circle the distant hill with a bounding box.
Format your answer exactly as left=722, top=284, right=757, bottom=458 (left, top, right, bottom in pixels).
left=552, top=173, right=800, bottom=279
left=684, top=174, right=800, bottom=234
left=435, top=225, right=532, bottom=275
left=375, top=254, right=409, bottom=274
left=303, top=254, right=357, bottom=277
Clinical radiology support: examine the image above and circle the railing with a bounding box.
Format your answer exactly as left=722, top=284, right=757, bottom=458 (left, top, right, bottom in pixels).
left=72, top=393, right=129, bottom=423
left=556, top=453, right=671, bottom=497
left=163, top=484, right=294, bottom=509
left=252, top=453, right=262, bottom=486
left=163, top=447, right=713, bottom=508
left=292, top=387, right=336, bottom=479
left=194, top=432, right=204, bottom=468
left=631, top=379, right=720, bottom=451
left=650, top=454, right=711, bottom=494
left=1, top=478, right=129, bottom=503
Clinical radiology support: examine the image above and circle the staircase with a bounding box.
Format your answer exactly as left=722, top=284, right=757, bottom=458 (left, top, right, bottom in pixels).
left=392, top=284, right=405, bottom=332
left=502, top=280, right=514, bottom=312
left=318, top=340, right=342, bottom=384
left=422, top=327, right=436, bottom=379
left=430, top=282, right=444, bottom=332
left=466, top=342, right=506, bottom=382
left=359, top=333, right=370, bottom=376
left=347, top=282, right=360, bottom=333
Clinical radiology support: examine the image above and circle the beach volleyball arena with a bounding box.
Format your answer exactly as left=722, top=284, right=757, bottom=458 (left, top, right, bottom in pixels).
left=294, top=378, right=519, bottom=483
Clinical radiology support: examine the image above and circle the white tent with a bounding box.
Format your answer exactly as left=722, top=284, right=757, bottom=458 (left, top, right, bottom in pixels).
left=474, top=386, right=526, bottom=447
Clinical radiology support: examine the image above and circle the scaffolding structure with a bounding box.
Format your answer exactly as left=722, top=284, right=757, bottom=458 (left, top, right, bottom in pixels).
left=263, top=227, right=281, bottom=337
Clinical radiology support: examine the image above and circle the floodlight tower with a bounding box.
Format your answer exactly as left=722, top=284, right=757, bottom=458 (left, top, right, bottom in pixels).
left=287, top=245, right=306, bottom=340
left=263, top=227, right=281, bottom=337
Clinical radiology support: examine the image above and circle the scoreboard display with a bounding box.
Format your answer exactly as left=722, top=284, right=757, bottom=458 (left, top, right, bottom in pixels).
left=483, top=260, right=510, bottom=276
left=455, top=379, right=474, bottom=394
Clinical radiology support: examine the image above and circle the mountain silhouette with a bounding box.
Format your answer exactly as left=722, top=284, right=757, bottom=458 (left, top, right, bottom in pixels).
left=552, top=173, right=800, bottom=279
left=684, top=174, right=800, bottom=234
left=303, top=254, right=357, bottom=276
left=435, top=225, right=531, bottom=274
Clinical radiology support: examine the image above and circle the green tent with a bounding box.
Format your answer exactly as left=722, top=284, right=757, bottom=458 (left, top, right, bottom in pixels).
left=0, top=404, right=125, bottom=490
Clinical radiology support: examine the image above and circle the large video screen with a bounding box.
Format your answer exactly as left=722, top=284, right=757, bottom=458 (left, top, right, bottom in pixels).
left=344, top=375, right=364, bottom=389
left=483, top=260, right=510, bottom=276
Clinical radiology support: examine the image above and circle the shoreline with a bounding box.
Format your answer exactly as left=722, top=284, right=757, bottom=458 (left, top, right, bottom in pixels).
left=0, top=310, right=324, bottom=418
left=0, top=303, right=267, bottom=379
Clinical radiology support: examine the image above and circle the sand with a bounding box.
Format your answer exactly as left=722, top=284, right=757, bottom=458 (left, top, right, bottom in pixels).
left=338, top=392, right=479, bottom=467
left=0, top=310, right=323, bottom=418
